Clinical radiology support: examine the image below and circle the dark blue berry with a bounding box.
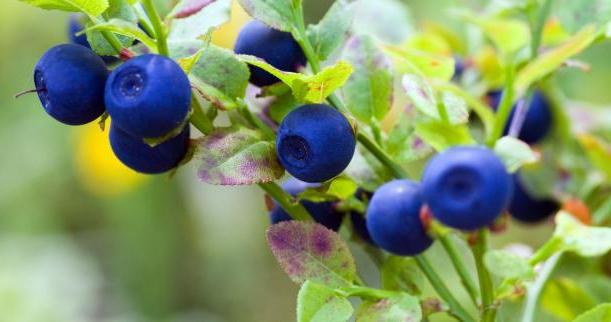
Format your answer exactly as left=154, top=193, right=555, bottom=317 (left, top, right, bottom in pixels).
left=486, top=90, right=553, bottom=144
left=234, top=20, right=306, bottom=87
left=269, top=178, right=343, bottom=231
left=421, top=146, right=513, bottom=230
left=105, top=54, right=191, bottom=138
left=366, top=180, right=432, bottom=256
left=33, top=44, right=108, bottom=125
left=349, top=189, right=373, bottom=243
left=109, top=122, right=190, bottom=174
left=453, top=56, right=465, bottom=80
left=276, top=104, right=355, bottom=183
left=68, top=14, right=119, bottom=64
left=508, top=174, right=559, bottom=223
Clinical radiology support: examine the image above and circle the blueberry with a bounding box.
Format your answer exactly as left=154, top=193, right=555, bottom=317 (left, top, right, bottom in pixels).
left=105, top=54, right=191, bottom=138
left=269, top=178, right=343, bottom=231
left=276, top=104, right=356, bottom=183
left=68, top=14, right=119, bottom=64
left=508, top=174, right=559, bottom=223
left=486, top=90, right=553, bottom=144
left=33, top=44, right=108, bottom=125
left=366, top=180, right=432, bottom=256
left=234, top=20, right=306, bottom=87
left=421, top=146, right=513, bottom=230
left=109, top=122, right=190, bottom=174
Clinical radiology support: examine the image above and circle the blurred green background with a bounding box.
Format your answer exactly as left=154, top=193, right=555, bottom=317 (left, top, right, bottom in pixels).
left=1, top=1, right=609, bottom=321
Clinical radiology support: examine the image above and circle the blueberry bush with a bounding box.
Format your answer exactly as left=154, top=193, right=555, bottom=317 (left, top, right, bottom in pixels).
left=15, top=0, right=611, bottom=321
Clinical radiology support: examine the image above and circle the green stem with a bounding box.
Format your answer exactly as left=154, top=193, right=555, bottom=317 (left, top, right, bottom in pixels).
left=528, top=237, right=563, bottom=266
left=138, top=17, right=156, bottom=38
left=258, top=182, right=312, bottom=221
left=415, top=255, right=476, bottom=322
left=357, top=132, right=408, bottom=179
left=486, top=62, right=516, bottom=147
left=521, top=253, right=562, bottom=322
left=439, top=234, right=479, bottom=305
left=88, top=16, right=123, bottom=54
left=340, top=285, right=398, bottom=300
left=472, top=230, right=496, bottom=322
left=237, top=100, right=276, bottom=140
left=530, top=0, right=553, bottom=59
left=189, top=96, right=214, bottom=135
left=142, top=0, right=169, bottom=56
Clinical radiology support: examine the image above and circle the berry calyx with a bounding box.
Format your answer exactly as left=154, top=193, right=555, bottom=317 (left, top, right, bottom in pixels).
left=366, top=180, right=433, bottom=256
left=276, top=104, right=356, bottom=183
left=105, top=54, right=191, bottom=138
left=33, top=44, right=108, bottom=125
left=421, top=146, right=513, bottom=230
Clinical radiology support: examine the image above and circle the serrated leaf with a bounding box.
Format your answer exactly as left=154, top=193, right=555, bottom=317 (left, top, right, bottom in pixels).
left=515, top=25, right=598, bottom=94
left=237, top=0, right=295, bottom=31
left=169, top=0, right=231, bottom=41
left=342, top=35, right=393, bottom=123
left=415, top=119, right=475, bottom=152
left=239, top=55, right=353, bottom=103
left=267, top=221, right=357, bottom=288
left=572, top=303, right=611, bottom=322
left=541, top=278, right=597, bottom=321
left=19, top=0, right=108, bottom=16
left=195, top=127, right=284, bottom=185
left=84, top=18, right=157, bottom=49
left=554, top=211, right=611, bottom=257
left=307, top=0, right=356, bottom=61
left=484, top=250, right=534, bottom=280
left=355, top=293, right=422, bottom=322
left=297, top=281, right=353, bottom=322
left=352, top=0, right=414, bottom=44
left=494, top=136, right=538, bottom=173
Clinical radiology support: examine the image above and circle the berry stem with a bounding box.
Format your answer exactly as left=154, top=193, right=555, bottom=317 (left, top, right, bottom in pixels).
left=142, top=0, right=170, bottom=56
left=14, top=88, right=43, bottom=98
left=486, top=61, right=516, bottom=147
left=415, top=255, right=476, bottom=322
left=472, top=229, right=497, bottom=322
left=258, top=182, right=313, bottom=221
left=438, top=234, right=479, bottom=306
left=356, top=132, right=408, bottom=179
left=189, top=96, right=214, bottom=135
left=521, top=253, right=562, bottom=322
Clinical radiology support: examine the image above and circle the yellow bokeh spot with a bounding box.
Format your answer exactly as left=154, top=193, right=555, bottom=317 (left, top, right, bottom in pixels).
left=473, top=46, right=504, bottom=88
left=74, top=122, right=147, bottom=197
left=211, top=0, right=251, bottom=49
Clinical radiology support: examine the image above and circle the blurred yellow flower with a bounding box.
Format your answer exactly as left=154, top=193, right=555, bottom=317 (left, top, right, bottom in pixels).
left=211, top=0, right=251, bottom=49
left=74, top=122, right=146, bottom=197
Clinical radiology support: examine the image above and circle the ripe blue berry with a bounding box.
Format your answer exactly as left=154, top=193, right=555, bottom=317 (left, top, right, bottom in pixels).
left=421, top=146, right=513, bottom=230
left=34, top=44, right=108, bottom=125
left=105, top=54, right=191, bottom=138
left=508, top=175, right=559, bottom=223
left=366, top=180, right=432, bottom=256
left=234, top=20, right=306, bottom=87
left=109, top=123, right=190, bottom=174
left=269, top=178, right=343, bottom=231
left=487, top=90, right=553, bottom=144
left=276, top=104, right=356, bottom=183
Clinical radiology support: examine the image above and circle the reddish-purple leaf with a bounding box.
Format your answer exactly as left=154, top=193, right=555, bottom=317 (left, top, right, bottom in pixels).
left=175, top=0, right=217, bottom=19
left=267, top=221, right=356, bottom=288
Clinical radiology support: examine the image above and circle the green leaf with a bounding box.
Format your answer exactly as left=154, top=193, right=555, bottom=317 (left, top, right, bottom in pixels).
left=385, top=46, right=455, bottom=81
left=191, top=77, right=238, bottom=110
left=84, top=18, right=156, bottom=49
left=484, top=250, right=534, bottom=280
left=494, top=136, right=538, bottom=173
left=464, top=15, right=530, bottom=54
left=541, top=278, right=597, bottom=321
left=555, top=0, right=611, bottom=33
left=380, top=256, right=424, bottom=295
left=18, top=0, right=109, bottom=16
left=169, top=0, right=232, bottom=41
left=239, top=55, right=353, bottom=103
left=400, top=74, right=436, bottom=120
left=572, top=303, right=611, bottom=322
left=297, top=281, right=353, bottom=322
left=415, top=119, right=475, bottom=152
left=195, top=127, right=284, bottom=185
left=386, top=114, right=433, bottom=164
left=345, top=147, right=392, bottom=192
left=298, top=176, right=358, bottom=202
left=554, top=211, right=611, bottom=257
left=267, top=221, right=357, bottom=288
left=191, top=44, right=250, bottom=100
left=237, top=0, right=295, bottom=31
left=355, top=293, right=422, bottom=322
left=268, top=91, right=299, bottom=123
left=577, top=134, right=611, bottom=178
left=307, top=0, right=356, bottom=61
left=342, top=35, right=394, bottom=123
left=170, top=0, right=219, bottom=19
left=84, top=0, right=137, bottom=56
left=352, top=0, right=414, bottom=44
left=515, top=25, right=598, bottom=94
